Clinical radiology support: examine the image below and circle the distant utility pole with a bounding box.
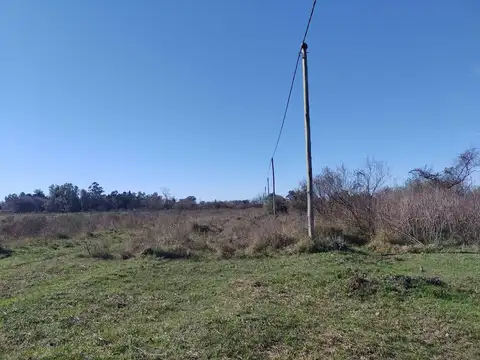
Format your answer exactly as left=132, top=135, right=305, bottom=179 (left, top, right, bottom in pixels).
left=271, top=157, right=276, bottom=216
left=301, top=42, right=315, bottom=238
left=267, top=177, right=270, bottom=196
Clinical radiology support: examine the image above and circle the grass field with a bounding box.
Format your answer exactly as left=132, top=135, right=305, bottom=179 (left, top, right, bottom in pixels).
left=1, top=230, right=479, bottom=359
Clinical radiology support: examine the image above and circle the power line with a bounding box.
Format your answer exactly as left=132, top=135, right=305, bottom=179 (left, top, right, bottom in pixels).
left=301, top=0, right=317, bottom=44
left=269, top=57, right=300, bottom=162
left=268, top=0, right=317, bottom=166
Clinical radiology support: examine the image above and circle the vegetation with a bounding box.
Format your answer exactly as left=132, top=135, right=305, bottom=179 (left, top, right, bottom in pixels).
left=0, top=238, right=479, bottom=359
left=1, top=184, right=258, bottom=214
left=1, top=148, right=480, bottom=359
left=288, top=148, right=480, bottom=247
left=263, top=194, right=289, bottom=214
left=2, top=147, right=479, bottom=248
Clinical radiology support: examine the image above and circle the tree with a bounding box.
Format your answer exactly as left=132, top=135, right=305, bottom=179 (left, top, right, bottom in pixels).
left=263, top=194, right=288, bottom=214
left=87, top=182, right=106, bottom=211
left=46, top=183, right=81, bottom=212
left=144, top=192, right=164, bottom=210
left=184, top=196, right=197, bottom=205
left=174, top=196, right=197, bottom=210
left=161, top=188, right=175, bottom=210
left=33, top=189, right=46, bottom=198
left=410, top=148, right=480, bottom=192
left=80, top=189, right=90, bottom=211
left=88, top=182, right=104, bottom=198
left=3, top=192, right=47, bottom=213
left=313, top=159, right=389, bottom=237
left=251, top=193, right=267, bottom=206
left=3, top=194, right=19, bottom=212
left=286, top=182, right=307, bottom=212
left=46, top=185, right=60, bottom=212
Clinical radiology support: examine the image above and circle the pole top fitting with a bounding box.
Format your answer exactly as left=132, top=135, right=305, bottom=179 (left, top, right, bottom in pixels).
left=301, top=42, right=308, bottom=50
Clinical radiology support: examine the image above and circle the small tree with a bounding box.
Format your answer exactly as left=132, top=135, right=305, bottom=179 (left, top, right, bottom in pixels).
left=161, top=188, right=175, bottom=210
left=263, top=194, right=288, bottom=214
left=252, top=193, right=267, bottom=205
left=410, top=148, right=480, bottom=193
left=314, top=158, right=389, bottom=237
left=33, top=189, right=46, bottom=198
left=286, top=182, right=307, bottom=212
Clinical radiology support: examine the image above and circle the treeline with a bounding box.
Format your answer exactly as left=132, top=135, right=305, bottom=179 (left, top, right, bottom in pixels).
left=1, top=182, right=258, bottom=213
left=3, top=147, right=480, bottom=247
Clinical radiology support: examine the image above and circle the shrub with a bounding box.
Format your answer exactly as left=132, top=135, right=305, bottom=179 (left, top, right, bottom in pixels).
left=248, top=231, right=296, bottom=255
left=377, top=187, right=480, bottom=246
left=81, top=238, right=115, bottom=260
left=312, top=235, right=349, bottom=252
left=263, top=194, right=288, bottom=215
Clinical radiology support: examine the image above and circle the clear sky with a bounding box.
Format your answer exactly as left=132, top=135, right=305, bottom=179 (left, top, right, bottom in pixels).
left=1, top=0, right=479, bottom=201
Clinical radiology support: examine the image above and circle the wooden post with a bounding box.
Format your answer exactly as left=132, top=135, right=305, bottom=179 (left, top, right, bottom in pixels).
left=301, top=42, right=315, bottom=238
left=271, top=157, right=276, bottom=216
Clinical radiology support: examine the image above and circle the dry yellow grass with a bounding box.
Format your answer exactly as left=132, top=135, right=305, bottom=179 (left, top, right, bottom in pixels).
left=1, top=209, right=320, bottom=259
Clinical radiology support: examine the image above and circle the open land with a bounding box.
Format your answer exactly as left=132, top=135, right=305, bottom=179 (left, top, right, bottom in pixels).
left=0, top=209, right=479, bottom=359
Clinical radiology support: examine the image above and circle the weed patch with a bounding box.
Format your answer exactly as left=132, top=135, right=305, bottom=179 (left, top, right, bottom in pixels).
left=248, top=232, right=296, bottom=255
left=347, top=272, right=377, bottom=297
left=191, top=222, right=221, bottom=234
left=347, top=271, right=455, bottom=301
left=312, top=236, right=351, bottom=252
left=383, top=275, right=444, bottom=293
left=81, top=239, right=115, bottom=260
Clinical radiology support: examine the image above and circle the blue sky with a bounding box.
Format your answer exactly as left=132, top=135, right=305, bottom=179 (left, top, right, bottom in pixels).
left=1, top=0, right=479, bottom=201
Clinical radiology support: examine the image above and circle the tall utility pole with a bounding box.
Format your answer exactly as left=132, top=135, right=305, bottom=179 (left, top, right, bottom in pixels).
left=271, top=157, right=276, bottom=216
left=301, top=42, right=314, bottom=238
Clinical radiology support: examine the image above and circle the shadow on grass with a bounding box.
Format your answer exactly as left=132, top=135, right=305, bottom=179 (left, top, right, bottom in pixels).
left=310, top=237, right=370, bottom=255
left=0, top=246, right=13, bottom=259
left=141, top=247, right=191, bottom=260
left=53, top=233, right=71, bottom=240
left=78, top=251, right=115, bottom=260
left=94, top=252, right=115, bottom=260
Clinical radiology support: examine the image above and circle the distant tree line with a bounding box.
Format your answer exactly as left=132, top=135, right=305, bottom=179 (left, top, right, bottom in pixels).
left=0, top=182, right=259, bottom=214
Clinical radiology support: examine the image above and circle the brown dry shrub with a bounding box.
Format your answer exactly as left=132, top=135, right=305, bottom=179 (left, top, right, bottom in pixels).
left=0, top=208, right=367, bottom=258
left=377, top=187, right=480, bottom=246
left=248, top=232, right=297, bottom=255
left=124, top=214, right=194, bottom=255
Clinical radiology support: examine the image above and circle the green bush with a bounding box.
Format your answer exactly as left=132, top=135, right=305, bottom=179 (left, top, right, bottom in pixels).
left=263, top=194, right=288, bottom=214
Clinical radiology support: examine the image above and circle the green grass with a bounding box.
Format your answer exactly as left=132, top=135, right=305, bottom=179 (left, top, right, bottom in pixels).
left=0, top=243, right=479, bottom=359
